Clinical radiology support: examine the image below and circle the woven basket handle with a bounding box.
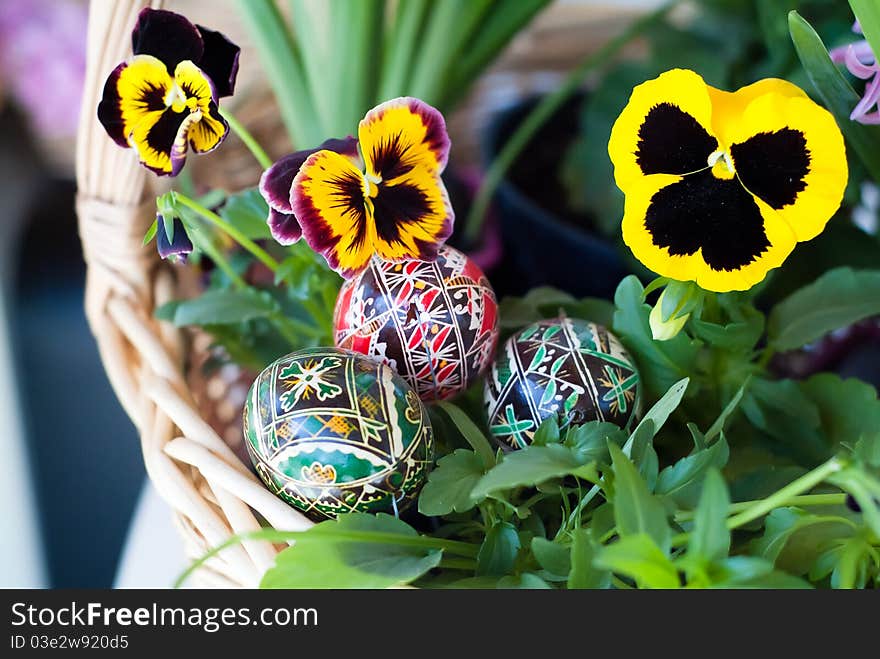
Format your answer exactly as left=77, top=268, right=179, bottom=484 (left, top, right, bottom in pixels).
left=75, top=0, right=312, bottom=588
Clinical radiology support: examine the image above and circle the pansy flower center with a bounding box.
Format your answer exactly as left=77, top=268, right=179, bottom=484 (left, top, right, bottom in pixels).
left=363, top=171, right=383, bottom=199
left=164, top=79, right=200, bottom=115
left=707, top=149, right=735, bottom=180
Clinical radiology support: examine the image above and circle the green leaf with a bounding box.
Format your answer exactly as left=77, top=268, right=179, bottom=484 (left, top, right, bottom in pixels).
left=564, top=421, right=627, bottom=464
left=688, top=469, right=730, bottom=563
left=531, top=537, right=570, bottom=579
left=220, top=188, right=272, bottom=240
left=612, top=276, right=698, bottom=401
left=594, top=534, right=679, bottom=589
left=712, top=556, right=812, bottom=589
left=800, top=373, right=880, bottom=453
left=655, top=436, right=730, bottom=509
left=690, top=315, right=764, bottom=353
left=436, top=401, right=496, bottom=469
left=472, top=445, right=598, bottom=498
left=625, top=377, right=689, bottom=458
left=143, top=217, right=159, bottom=246
left=768, top=268, right=880, bottom=352
left=568, top=528, right=609, bottom=589
left=751, top=507, right=857, bottom=576
left=496, top=573, right=553, bottom=589
left=832, top=535, right=872, bottom=589
left=532, top=416, right=561, bottom=446
left=742, top=377, right=830, bottom=466
left=260, top=514, right=441, bottom=588
left=418, top=449, right=486, bottom=516
left=477, top=521, right=521, bottom=577
left=158, top=289, right=280, bottom=327
left=609, top=443, right=671, bottom=553
left=789, top=11, right=880, bottom=185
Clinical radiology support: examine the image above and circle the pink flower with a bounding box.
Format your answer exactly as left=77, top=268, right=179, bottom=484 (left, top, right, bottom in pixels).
left=831, top=22, right=880, bottom=125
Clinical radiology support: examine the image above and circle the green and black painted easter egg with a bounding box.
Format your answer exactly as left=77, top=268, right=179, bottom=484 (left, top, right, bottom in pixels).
left=484, top=317, right=640, bottom=450
left=244, top=347, right=434, bottom=520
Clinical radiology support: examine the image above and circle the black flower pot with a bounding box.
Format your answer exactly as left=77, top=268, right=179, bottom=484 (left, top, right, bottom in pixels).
left=481, top=93, right=630, bottom=299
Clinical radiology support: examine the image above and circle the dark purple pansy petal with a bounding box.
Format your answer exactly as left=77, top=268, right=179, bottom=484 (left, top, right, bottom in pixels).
left=157, top=216, right=193, bottom=262
left=267, top=208, right=303, bottom=245
left=195, top=25, right=240, bottom=98
left=96, top=62, right=129, bottom=147
left=258, top=136, right=358, bottom=244
left=131, top=8, right=203, bottom=70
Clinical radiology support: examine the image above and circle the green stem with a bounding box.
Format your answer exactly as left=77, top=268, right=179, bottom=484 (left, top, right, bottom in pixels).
left=174, top=193, right=280, bottom=273
left=725, top=458, right=845, bottom=529
left=196, top=235, right=248, bottom=290
left=673, top=493, right=847, bottom=523
left=671, top=457, right=846, bottom=547
left=462, top=0, right=680, bottom=244
left=220, top=108, right=273, bottom=169
left=438, top=557, right=479, bottom=571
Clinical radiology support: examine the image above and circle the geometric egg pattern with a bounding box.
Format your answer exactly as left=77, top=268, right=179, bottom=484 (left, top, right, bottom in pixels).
left=244, top=347, right=434, bottom=520
left=334, top=245, right=499, bottom=401
left=484, top=317, right=640, bottom=449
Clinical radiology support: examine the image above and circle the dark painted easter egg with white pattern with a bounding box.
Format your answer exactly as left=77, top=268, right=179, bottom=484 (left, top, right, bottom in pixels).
left=244, top=347, right=434, bottom=520
left=484, top=317, right=640, bottom=449
left=334, top=245, right=499, bottom=401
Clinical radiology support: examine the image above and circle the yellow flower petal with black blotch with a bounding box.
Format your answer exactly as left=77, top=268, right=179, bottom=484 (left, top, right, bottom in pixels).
left=609, top=68, right=716, bottom=192
left=293, top=97, right=454, bottom=278
left=101, top=54, right=227, bottom=176
left=609, top=69, right=847, bottom=292
left=726, top=89, right=848, bottom=243
left=172, top=60, right=227, bottom=154
left=293, top=149, right=378, bottom=277
left=358, top=97, right=450, bottom=180
left=112, top=54, right=173, bottom=149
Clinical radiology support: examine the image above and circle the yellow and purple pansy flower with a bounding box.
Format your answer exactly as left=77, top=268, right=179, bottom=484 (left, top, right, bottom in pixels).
left=609, top=69, right=848, bottom=292
left=275, top=97, right=453, bottom=279
left=259, top=137, right=360, bottom=245
left=97, top=8, right=239, bottom=176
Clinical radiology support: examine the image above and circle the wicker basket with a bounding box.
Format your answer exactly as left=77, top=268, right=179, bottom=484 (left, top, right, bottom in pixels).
left=75, top=0, right=639, bottom=587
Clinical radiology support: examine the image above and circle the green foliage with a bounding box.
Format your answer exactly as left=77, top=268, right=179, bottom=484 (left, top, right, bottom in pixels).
left=768, top=268, right=880, bottom=351
left=236, top=0, right=550, bottom=146
left=260, top=514, right=443, bottom=588
left=612, top=277, right=699, bottom=401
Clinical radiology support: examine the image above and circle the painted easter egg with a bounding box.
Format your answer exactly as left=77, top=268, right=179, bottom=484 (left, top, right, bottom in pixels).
left=484, top=317, right=640, bottom=450
left=334, top=245, right=499, bottom=401
left=243, top=347, right=434, bottom=520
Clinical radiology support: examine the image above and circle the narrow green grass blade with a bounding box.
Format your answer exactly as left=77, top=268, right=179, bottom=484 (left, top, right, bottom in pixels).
left=289, top=0, right=334, bottom=136
left=463, top=1, right=678, bottom=244
left=379, top=0, right=430, bottom=101
left=331, top=0, right=385, bottom=134
left=442, top=0, right=550, bottom=109
left=234, top=0, right=322, bottom=146
left=408, top=0, right=493, bottom=105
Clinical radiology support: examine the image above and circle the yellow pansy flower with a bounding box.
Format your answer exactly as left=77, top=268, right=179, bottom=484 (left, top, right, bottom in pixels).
left=609, top=69, right=848, bottom=292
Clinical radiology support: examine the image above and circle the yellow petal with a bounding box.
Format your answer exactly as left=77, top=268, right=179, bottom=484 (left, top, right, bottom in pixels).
left=293, top=149, right=376, bottom=277
left=609, top=68, right=717, bottom=192
left=358, top=97, right=450, bottom=182
left=726, top=90, right=847, bottom=243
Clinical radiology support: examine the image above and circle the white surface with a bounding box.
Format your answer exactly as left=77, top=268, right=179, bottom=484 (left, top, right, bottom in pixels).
left=114, top=481, right=187, bottom=589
